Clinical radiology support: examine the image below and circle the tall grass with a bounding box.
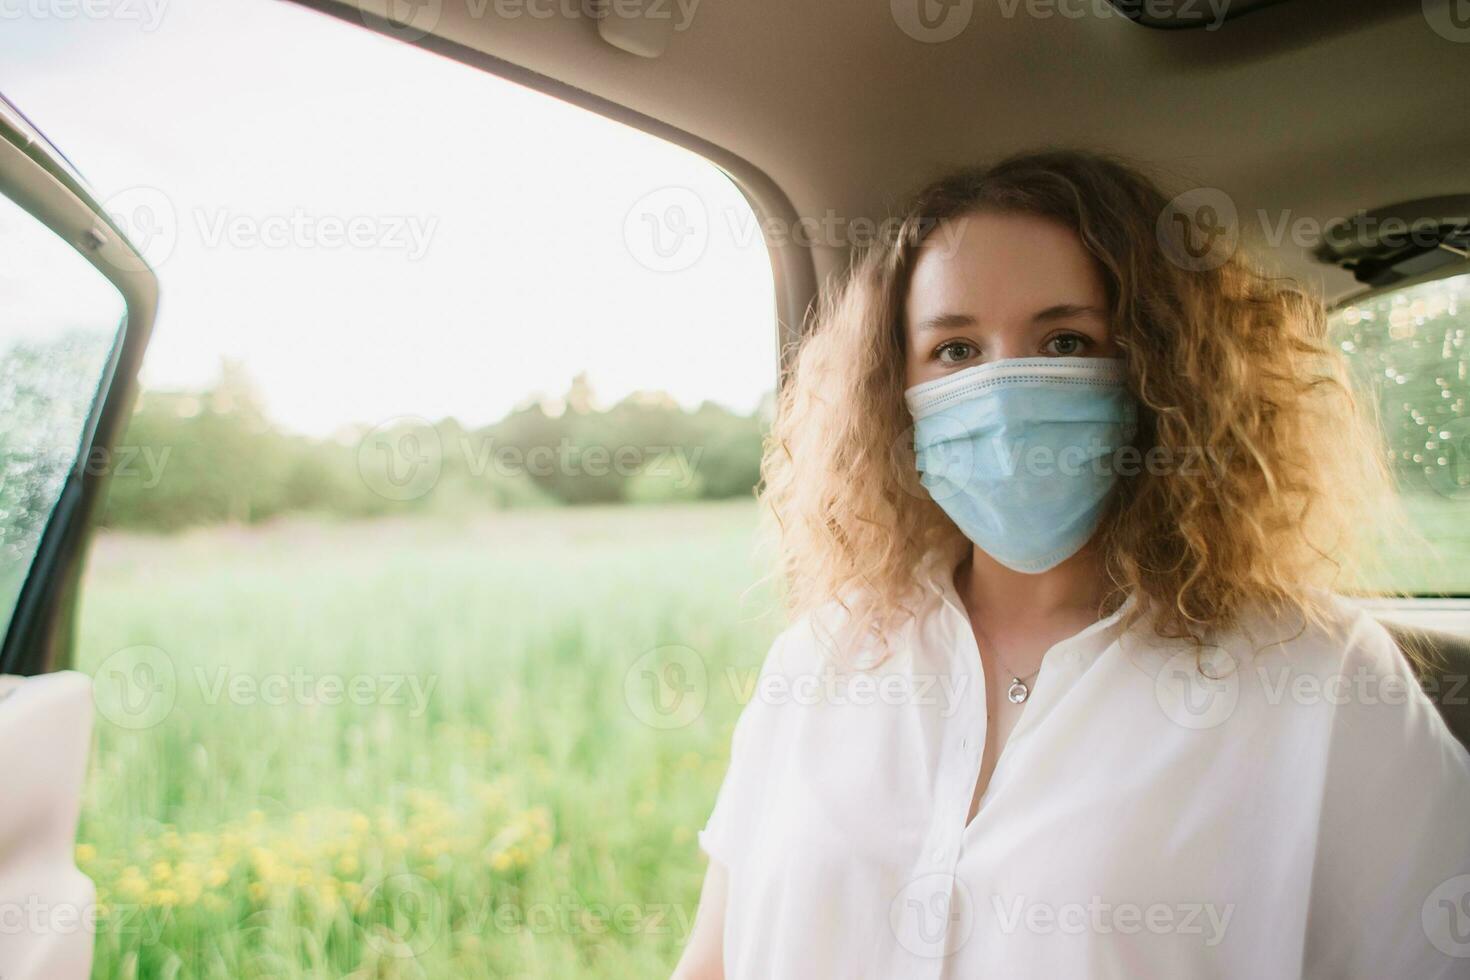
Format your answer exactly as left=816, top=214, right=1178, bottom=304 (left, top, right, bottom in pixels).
left=67, top=492, right=1467, bottom=977
left=74, top=502, right=782, bottom=979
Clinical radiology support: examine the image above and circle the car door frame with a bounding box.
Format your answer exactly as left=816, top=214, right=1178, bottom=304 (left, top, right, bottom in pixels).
left=0, top=96, right=159, bottom=676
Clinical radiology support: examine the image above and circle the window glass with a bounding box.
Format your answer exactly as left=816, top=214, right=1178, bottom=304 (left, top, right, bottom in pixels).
left=0, top=1, right=778, bottom=976
left=0, top=191, right=125, bottom=639
left=1331, top=272, right=1470, bottom=594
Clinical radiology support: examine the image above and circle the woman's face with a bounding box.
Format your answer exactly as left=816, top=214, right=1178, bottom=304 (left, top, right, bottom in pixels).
left=903, top=211, right=1117, bottom=388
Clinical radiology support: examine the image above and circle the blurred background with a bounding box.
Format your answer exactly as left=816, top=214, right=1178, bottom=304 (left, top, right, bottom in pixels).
left=2, top=1, right=784, bottom=976
left=1, top=0, right=1467, bottom=976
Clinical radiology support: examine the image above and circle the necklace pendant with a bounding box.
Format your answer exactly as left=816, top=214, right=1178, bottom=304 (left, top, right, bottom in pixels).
left=1006, top=678, right=1030, bottom=704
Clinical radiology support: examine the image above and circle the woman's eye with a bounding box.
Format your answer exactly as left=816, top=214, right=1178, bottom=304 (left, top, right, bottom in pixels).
left=1043, top=333, right=1093, bottom=356
left=935, top=341, right=977, bottom=365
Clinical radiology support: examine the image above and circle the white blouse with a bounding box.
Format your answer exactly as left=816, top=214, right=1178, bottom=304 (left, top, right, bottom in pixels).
left=699, top=569, right=1470, bottom=979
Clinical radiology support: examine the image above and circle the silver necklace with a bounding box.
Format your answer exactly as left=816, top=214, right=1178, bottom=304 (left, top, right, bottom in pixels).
left=972, top=618, right=1043, bottom=703
left=1001, top=665, right=1042, bottom=704
left=957, top=564, right=1045, bottom=704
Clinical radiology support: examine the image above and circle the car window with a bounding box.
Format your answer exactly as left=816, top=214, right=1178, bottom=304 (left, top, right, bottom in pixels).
left=1, top=2, right=780, bottom=977
left=1331, top=271, right=1470, bottom=595
left=0, top=192, right=125, bottom=640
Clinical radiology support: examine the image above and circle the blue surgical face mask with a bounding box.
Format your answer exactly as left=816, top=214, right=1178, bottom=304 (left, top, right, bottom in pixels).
left=905, top=356, right=1136, bottom=574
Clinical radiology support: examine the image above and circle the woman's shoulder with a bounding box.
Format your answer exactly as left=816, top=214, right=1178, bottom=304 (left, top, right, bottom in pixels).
left=1226, top=588, right=1401, bottom=674
left=767, top=588, right=942, bottom=677
left=1221, top=589, right=1467, bottom=754
left=1125, top=589, right=1430, bottom=730
left=762, top=598, right=885, bottom=677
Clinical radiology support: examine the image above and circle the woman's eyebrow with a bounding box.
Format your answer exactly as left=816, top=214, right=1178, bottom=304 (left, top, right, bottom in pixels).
left=913, top=312, right=976, bottom=333
left=1031, top=303, right=1105, bottom=323
left=913, top=305, right=1104, bottom=335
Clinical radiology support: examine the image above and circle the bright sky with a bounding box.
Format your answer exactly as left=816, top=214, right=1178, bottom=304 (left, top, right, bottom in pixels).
left=0, top=0, right=777, bottom=436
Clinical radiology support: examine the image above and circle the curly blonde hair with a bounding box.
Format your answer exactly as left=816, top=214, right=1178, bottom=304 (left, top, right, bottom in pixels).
left=761, top=149, right=1399, bottom=654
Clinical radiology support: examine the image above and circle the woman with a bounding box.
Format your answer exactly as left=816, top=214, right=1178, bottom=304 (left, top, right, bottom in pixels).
left=672, top=151, right=1470, bottom=979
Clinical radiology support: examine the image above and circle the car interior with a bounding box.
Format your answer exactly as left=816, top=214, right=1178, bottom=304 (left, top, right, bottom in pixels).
left=309, top=0, right=1470, bottom=743
left=0, top=0, right=1468, bottom=974
left=6, top=0, right=1470, bottom=712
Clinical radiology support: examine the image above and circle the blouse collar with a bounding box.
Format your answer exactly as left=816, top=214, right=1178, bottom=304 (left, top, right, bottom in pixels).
left=915, top=550, right=1139, bottom=661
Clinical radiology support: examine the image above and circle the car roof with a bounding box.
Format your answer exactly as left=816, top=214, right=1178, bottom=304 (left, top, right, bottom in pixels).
left=300, top=0, right=1470, bottom=311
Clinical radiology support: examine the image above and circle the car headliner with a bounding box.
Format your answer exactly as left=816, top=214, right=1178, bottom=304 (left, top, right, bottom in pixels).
left=301, top=0, right=1470, bottom=331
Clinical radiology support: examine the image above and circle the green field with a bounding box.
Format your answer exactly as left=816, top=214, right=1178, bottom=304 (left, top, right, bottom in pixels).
left=74, top=501, right=782, bottom=979
left=68, top=493, right=1468, bottom=978
left=1384, top=493, right=1470, bottom=595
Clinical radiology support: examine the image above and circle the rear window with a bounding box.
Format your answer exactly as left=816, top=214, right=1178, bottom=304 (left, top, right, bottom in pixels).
left=1331, top=272, right=1470, bottom=595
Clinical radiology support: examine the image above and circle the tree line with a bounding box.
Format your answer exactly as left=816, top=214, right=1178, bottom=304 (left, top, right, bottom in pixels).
left=98, top=364, right=769, bottom=531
